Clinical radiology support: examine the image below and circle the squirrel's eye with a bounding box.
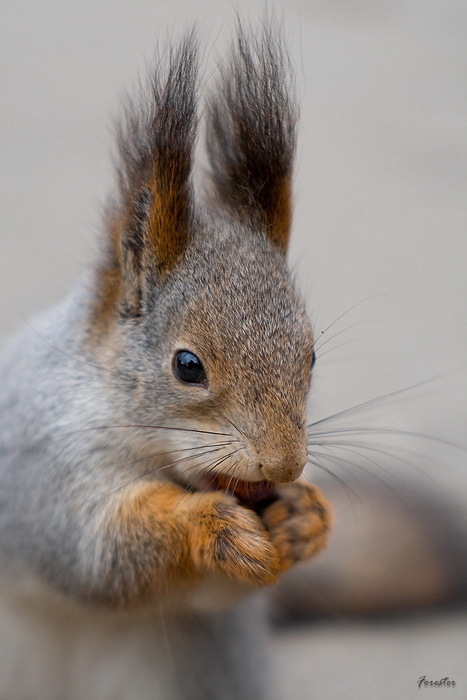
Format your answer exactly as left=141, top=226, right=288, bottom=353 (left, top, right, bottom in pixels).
left=311, top=350, right=316, bottom=370
left=173, top=350, right=207, bottom=386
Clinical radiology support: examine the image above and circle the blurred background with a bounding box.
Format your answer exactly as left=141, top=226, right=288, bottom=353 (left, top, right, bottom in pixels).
left=1, top=0, right=466, bottom=698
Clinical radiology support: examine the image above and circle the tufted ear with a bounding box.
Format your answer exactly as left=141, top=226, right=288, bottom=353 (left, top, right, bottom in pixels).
left=96, top=34, right=198, bottom=321
left=206, top=23, right=297, bottom=253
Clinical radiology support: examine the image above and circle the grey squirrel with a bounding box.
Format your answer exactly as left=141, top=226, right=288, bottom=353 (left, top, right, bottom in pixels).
left=0, top=25, right=330, bottom=700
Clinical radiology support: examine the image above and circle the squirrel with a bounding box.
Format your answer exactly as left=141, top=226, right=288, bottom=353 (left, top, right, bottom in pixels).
left=0, top=24, right=331, bottom=700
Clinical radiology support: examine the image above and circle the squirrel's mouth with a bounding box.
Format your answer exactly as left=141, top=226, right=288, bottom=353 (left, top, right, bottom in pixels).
left=173, top=467, right=279, bottom=511
left=208, top=472, right=278, bottom=511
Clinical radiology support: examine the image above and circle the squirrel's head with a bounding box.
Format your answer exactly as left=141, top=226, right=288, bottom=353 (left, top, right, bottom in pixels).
left=88, top=26, right=315, bottom=490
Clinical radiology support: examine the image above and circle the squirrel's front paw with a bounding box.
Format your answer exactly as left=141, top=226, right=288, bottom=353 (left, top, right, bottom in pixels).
left=260, top=482, right=331, bottom=571
left=189, top=493, right=281, bottom=586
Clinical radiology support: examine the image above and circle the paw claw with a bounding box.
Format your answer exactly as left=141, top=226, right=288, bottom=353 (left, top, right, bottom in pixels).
left=189, top=493, right=280, bottom=586
left=260, top=482, right=331, bottom=570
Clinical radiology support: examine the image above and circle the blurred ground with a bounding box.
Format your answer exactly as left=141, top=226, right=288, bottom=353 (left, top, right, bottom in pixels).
left=273, top=609, right=466, bottom=700
left=1, top=1, right=466, bottom=698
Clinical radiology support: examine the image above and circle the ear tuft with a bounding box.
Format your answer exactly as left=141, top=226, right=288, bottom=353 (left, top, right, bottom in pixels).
left=206, top=22, right=297, bottom=252
left=94, top=34, right=199, bottom=325
left=117, top=33, right=198, bottom=276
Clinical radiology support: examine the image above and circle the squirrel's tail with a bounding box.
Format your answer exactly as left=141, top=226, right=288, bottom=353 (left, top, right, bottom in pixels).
left=271, top=476, right=467, bottom=622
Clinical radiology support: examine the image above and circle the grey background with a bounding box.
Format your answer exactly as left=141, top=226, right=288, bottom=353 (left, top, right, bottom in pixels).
left=1, top=1, right=466, bottom=698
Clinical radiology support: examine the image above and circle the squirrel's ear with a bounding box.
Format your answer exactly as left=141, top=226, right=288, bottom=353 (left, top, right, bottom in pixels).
left=206, top=24, right=297, bottom=253
left=98, top=35, right=198, bottom=319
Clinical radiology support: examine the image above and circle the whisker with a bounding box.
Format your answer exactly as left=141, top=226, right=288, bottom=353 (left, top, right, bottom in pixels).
left=312, top=442, right=407, bottom=487
left=309, top=438, right=442, bottom=486
left=307, top=375, right=464, bottom=434
left=309, top=445, right=412, bottom=506
left=331, top=444, right=456, bottom=506
left=196, top=454, right=244, bottom=503
left=313, top=295, right=385, bottom=343
left=1, top=430, right=237, bottom=469
left=85, top=444, right=237, bottom=504
left=224, top=461, right=242, bottom=495
left=308, top=425, right=465, bottom=453
left=213, top=460, right=241, bottom=496
left=314, top=320, right=376, bottom=355
left=140, top=481, right=193, bottom=511
left=101, top=447, right=242, bottom=514
left=224, top=416, right=250, bottom=440
left=310, top=448, right=371, bottom=490
left=306, top=456, right=362, bottom=504
left=202, top=450, right=241, bottom=481
left=157, top=456, right=243, bottom=519
left=139, top=442, right=237, bottom=468
left=349, top=438, right=456, bottom=476
left=123, top=442, right=236, bottom=470
left=65, top=424, right=233, bottom=437
left=313, top=337, right=363, bottom=363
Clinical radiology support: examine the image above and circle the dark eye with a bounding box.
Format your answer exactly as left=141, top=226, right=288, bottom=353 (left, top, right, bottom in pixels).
left=173, top=350, right=207, bottom=385
left=311, top=349, right=316, bottom=370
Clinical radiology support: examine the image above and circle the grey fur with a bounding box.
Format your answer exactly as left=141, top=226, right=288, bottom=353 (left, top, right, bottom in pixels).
left=0, top=25, right=310, bottom=699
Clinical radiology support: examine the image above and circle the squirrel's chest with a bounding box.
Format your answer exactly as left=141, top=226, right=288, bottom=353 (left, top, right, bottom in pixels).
left=0, top=568, right=256, bottom=700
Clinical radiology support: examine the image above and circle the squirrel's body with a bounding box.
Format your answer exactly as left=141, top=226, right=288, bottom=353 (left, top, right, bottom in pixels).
left=0, top=27, right=330, bottom=699
left=0, top=562, right=269, bottom=699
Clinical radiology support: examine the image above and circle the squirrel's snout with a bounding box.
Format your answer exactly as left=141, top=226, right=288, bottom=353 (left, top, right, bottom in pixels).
left=248, top=422, right=308, bottom=483
left=258, top=450, right=307, bottom=484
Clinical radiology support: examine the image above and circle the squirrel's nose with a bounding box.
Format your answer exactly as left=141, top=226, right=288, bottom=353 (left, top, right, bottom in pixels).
left=259, top=450, right=307, bottom=483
